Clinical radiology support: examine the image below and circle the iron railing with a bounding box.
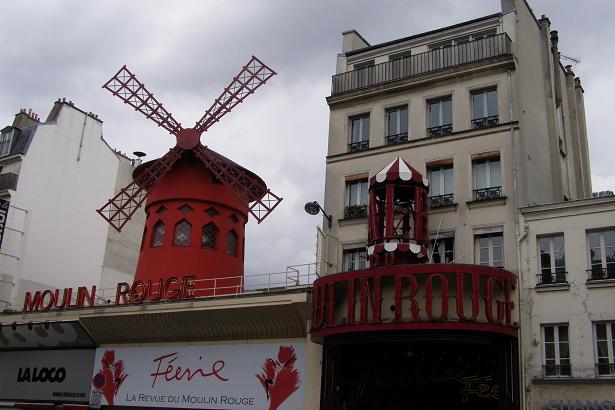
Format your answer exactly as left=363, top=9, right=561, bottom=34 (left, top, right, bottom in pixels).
left=429, top=193, right=454, bottom=208
left=0, top=172, right=18, bottom=191
left=596, top=363, right=615, bottom=376
left=332, top=33, right=512, bottom=95
left=543, top=364, right=571, bottom=377
left=344, top=204, right=368, bottom=219
left=587, top=267, right=615, bottom=281
left=536, top=271, right=567, bottom=285
left=472, top=115, right=499, bottom=129
left=427, top=124, right=453, bottom=138
left=348, top=140, right=369, bottom=152
left=385, top=132, right=408, bottom=145
left=473, top=186, right=503, bottom=201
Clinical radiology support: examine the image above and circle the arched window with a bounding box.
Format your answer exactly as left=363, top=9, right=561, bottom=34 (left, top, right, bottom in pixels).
left=226, top=230, right=238, bottom=256
left=151, top=221, right=165, bottom=247
left=173, top=219, right=192, bottom=246
left=201, top=223, right=219, bottom=249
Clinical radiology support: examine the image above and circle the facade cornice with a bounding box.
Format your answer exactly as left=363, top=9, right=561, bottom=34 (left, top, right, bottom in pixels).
left=520, top=197, right=615, bottom=221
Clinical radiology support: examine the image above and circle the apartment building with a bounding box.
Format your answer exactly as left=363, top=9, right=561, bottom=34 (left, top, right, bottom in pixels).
left=0, top=100, right=144, bottom=309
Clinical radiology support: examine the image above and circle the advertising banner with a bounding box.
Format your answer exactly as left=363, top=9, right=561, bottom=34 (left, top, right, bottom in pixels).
left=0, top=198, right=9, bottom=251
left=89, top=343, right=305, bottom=410
left=0, top=349, right=95, bottom=402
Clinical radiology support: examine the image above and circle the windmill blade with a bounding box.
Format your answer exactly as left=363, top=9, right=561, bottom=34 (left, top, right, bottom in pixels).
left=193, top=145, right=282, bottom=223
left=194, top=56, right=276, bottom=134
left=97, top=147, right=183, bottom=232
left=103, top=65, right=182, bottom=135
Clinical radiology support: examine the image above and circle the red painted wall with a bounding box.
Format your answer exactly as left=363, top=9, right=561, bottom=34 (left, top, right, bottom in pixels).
left=134, top=152, right=247, bottom=295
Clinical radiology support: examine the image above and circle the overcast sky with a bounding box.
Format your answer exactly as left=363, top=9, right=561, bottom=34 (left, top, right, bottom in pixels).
left=0, top=0, right=613, bottom=275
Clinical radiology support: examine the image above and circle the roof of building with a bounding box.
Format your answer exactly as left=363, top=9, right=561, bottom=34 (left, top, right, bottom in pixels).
left=0, top=124, right=37, bottom=158
left=346, top=12, right=501, bottom=57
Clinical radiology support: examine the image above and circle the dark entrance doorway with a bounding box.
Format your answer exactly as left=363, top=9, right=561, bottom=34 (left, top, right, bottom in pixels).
left=320, top=331, right=519, bottom=410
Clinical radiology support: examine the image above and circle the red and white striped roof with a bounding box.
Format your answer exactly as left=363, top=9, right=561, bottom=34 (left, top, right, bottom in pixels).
left=369, top=157, right=429, bottom=187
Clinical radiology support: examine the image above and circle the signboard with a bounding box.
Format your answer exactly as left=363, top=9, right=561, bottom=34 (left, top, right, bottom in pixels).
left=0, top=198, right=9, bottom=251
left=0, top=349, right=95, bottom=402
left=89, top=343, right=305, bottom=410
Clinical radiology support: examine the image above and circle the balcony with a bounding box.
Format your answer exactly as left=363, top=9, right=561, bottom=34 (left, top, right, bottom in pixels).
left=536, top=271, right=567, bottom=286
left=429, top=193, right=454, bottom=208
left=543, top=364, right=571, bottom=377
left=473, top=186, right=503, bottom=201
left=596, top=362, right=615, bottom=377
left=385, top=132, right=408, bottom=145
left=0, top=172, right=18, bottom=191
left=472, top=115, right=499, bottom=129
left=344, top=204, right=368, bottom=219
left=427, top=124, right=453, bottom=138
left=331, top=33, right=512, bottom=96
left=587, top=267, right=615, bottom=281
left=348, top=140, right=369, bottom=152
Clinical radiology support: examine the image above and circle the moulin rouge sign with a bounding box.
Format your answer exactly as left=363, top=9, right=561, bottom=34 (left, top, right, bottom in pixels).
left=23, top=276, right=196, bottom=312
left=311, top=264, right=518, bottom=338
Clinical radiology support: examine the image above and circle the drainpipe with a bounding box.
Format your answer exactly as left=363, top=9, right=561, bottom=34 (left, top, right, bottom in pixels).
left=77, top=113, right=88, bottom=161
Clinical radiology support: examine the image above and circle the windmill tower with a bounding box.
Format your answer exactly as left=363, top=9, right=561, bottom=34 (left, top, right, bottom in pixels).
left=97, top=57, right=281, bottom=295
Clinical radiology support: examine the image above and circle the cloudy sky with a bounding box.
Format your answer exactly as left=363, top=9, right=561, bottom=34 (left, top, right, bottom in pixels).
left=0, top=0, right=613, bottom=275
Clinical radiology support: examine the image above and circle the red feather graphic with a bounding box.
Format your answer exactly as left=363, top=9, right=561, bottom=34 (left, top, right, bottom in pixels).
left=256, top=346, right=301, bottom=410
left=94, top=349, right=128, bottom=405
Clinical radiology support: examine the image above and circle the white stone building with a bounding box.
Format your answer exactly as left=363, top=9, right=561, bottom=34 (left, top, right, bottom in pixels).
left=0, top=100, right=144, bottom=309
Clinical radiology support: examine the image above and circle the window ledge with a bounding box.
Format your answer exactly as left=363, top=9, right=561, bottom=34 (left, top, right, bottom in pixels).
left=429, top=203, right=458, bottom=214
left=466, top=196, right=507, bottom=209
left=533, top=377, right=615, bottom=384
left=535, top=282, right=570, bottom=292
left=338, top=216, right=368, bottom=227
left=586, top=279, right=615, bottom=289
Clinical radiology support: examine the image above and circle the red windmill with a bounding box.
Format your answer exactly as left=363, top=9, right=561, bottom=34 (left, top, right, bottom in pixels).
left=97, top=56, right=281, bottom=295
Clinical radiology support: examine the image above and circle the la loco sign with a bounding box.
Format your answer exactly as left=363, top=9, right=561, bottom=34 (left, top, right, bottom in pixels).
left=88, top=343, right=305, bottom=410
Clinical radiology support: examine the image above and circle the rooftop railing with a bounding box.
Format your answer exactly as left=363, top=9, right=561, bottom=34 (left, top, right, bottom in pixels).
left=332, top=33, right=512, bottom=96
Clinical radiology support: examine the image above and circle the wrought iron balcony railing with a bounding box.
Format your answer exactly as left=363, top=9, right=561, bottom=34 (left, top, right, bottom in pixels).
left=596, top=362, right=615, bottom=376
left=348, top=140, right=369, bottom=152
left=331, top=33, right=512, bottom=95
left=536, top=271, right=567, bottom=285
left=543, top=364, right=571, bottom=377
left=430, top=193, right=454, bottom=208
left=473, top=186, right=503, bottom=201
left=587, top=267, right=615, bottom=281
left=427, top=124, right=453, bottom=138
left=472, top=115, right=499, bottom=129
left=385, top=132, right=408, bottom=145
left=0, top=172, right=18, bottom=191
left=344, top=204, right=368, bottom=219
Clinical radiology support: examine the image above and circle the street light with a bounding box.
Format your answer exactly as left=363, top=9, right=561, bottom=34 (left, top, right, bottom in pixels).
left=304, top=201, right=332, bottom=228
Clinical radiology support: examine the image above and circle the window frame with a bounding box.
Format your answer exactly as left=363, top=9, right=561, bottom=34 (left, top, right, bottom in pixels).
left=427, top=164, right=454, bottom=197
left=201, top=222, right=219, bottom=250
left=173, top=219, right=192, bottom=247
left=542, top=324, right=571, bottom=377
left=150, top=220, right=165, bottom=248
left=471, top=88, right=499, bottom=129
left=475, top=232, right=503, bottom=268
left=348, top=113, right=370, bottom=152
left=427, top=96, right=452, bottom=130
left=537, top=234, right=566, bottom=284
left=226, top=229, right=239, bottom=256
left=430, top=235, right=454, bottom=264
left=0, top=130, right=13, bottom=157
left=345, top=179, right=368, bottom=219
left=593, top=322, right=615, bottom=376
left=385, top=105, right=409, bottom=144
left=587, top=229, right=615, bottom=279
left=343, top=247, right=367, bottom=271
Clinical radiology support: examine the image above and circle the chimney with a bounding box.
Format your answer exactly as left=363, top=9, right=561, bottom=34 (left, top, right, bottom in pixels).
left=12, top=108, right=40, bottom=129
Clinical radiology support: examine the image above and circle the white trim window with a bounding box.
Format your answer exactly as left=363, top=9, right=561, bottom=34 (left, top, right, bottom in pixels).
left=430, top=236, right=454, bottom=264
left=475, top=232, right=503, bottom=268
left=594, top=322, right=615, bottom=376
left=428, top=164, right=454, bottom=198
left=345, top=179, right=368, bottom=219
left=427, top=97, right=452, bottom=136
left=348, top=114, right=370, bottom=152
left=538, top=235, right=566, bottom=284
left=0, top=130, right=13, bottom=156
left=542, top=324, right=571, bottom=377
left=343, top=248, right=367, bottom=271
left=471, top=88, right=498, bottom=128
left=385, top=105, right=408, bottom=144
left=472, top=157, right=502, bottom=200
left=588, top=229, right=615, bottom=279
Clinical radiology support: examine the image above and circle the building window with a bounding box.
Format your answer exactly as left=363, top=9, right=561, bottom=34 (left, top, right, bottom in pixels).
left=151, top=221, right=165, bottom=247
left=173, top=219, right=192, bottom=246
left=227, top=230, right=238, bottom=256
left=428, top=164, right=454, bottom=207
left=430, top=236, right=454, bottom=263
left=594, top=322, right=615, bottom=376
left=343, top=248, right=367, bottom=271
left=385, top=106, right=408, bottom=144
left=353, top=60, right=375, bottom=88
left=471, top=89, right=498, bottom=129
left=201, top=222, right=218, bottom=250
left=178, top=204, right=193, bottom=214
left=537, top=235, right=566, bottom=284
left=0, top=129, right=13, bottom=156
left=473, top=157, right=502, bottom=200
left=345, top=179, right=368, bottom=219
left=475, top=232, right=503, bottom=268
left=427, top=97, right=452, bottom=137
left=348, top=114, right=370, bottom=152
left=588, top=230, right=615, bottom=280
left=542, top=324, right=571, bottom=377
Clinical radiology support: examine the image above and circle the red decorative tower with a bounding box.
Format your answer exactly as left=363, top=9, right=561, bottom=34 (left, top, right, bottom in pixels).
left=367, top=157, right=430, bottom=267
left=97, top=57, right=281, bottom=294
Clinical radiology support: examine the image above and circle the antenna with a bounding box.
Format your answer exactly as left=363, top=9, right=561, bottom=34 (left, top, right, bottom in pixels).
left=428, top=216, right=443, bottom=263
left=560, top=54, right=581, bottom=66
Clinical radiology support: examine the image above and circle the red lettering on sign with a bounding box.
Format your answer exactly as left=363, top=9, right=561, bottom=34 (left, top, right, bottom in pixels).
left=150, top=352, right=228, bottom=388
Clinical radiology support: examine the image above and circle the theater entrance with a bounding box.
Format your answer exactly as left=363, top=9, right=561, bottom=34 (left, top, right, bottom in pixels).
left=320, top=331, right=519, bottom=410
